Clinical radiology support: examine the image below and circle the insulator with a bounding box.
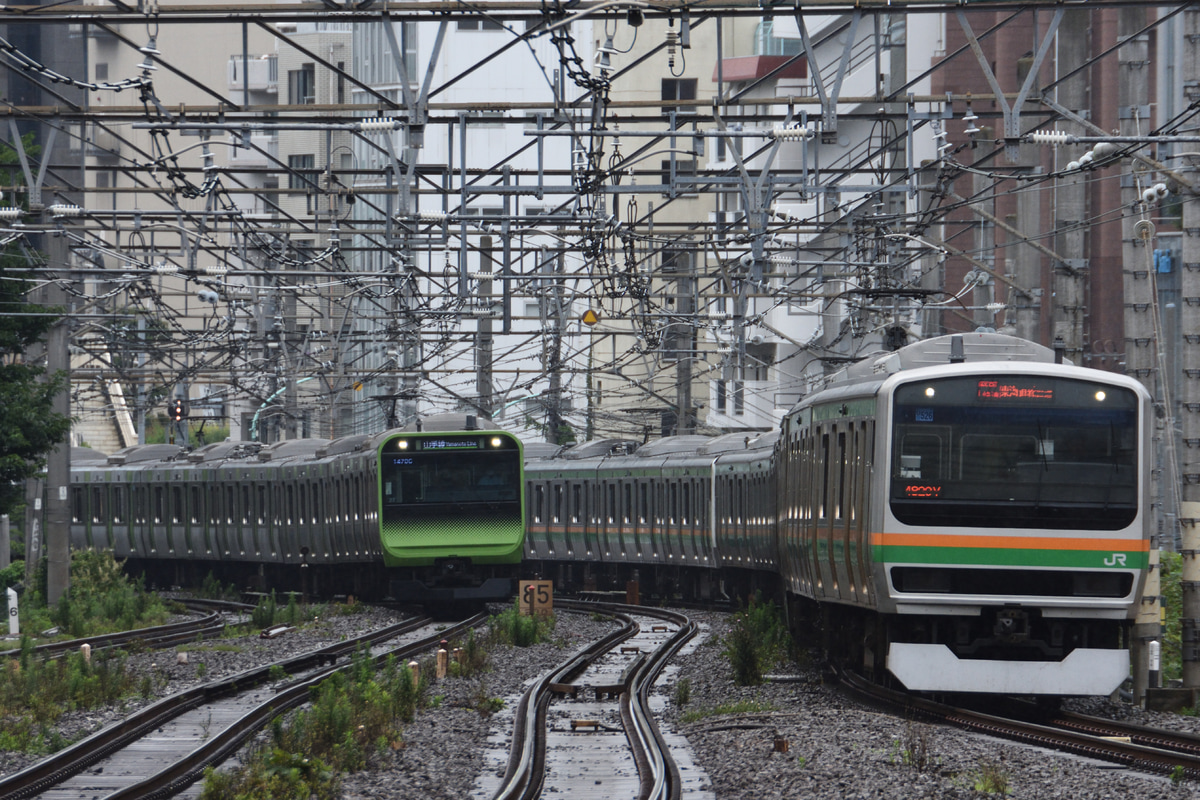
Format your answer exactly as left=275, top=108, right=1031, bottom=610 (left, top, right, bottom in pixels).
left=771, top=126, right=812, bottom=141
left=0, top=207, right=23, bottom=220
left=358, top=118, right=398, bottom=133
left=153, top=262, right=179, bottom=274
left=48, top=204, right=83, bottom=217
left=1029, top=131, right=1072, bottom=145
left=203, top=265, right=229, bottom=275
left=417, top=211, right=448, bottom=222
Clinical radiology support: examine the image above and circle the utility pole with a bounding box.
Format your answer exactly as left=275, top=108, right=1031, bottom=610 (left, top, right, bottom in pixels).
left=1118, top=4, right=1159, bottom=705
left=41, top=216, right=71, bottom=605
left=477, top=236, right=494, bottom=418
left=1178, top=4, right=1200, bottom=691
left=1052, top=8, right=1090, bottom=360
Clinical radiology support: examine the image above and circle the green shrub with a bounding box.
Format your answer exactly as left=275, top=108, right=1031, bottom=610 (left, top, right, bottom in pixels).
left=489, top=600, right=554, bottom=647
left=252, top=592, right=277, bottom=629
left=723, top=596, right=791, bottom=686
left=205, top=647, right=431, bottom=796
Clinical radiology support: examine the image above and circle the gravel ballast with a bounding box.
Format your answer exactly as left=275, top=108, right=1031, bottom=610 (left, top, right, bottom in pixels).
left=3, top=604, right=1200, bottom=799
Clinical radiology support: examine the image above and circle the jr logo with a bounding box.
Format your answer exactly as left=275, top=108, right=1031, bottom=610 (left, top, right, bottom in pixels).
left=1103, top=553, right=1127, bottom=567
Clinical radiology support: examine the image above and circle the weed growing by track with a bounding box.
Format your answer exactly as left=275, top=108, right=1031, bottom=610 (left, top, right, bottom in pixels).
left=199, top=647, right=430, bottom=800
left=679, top=698, right=778, bottom=723
left=0, top=550, right=174, bottom=752
left=0, top=639, right=139, bottom=752
left=489, top=599, right=555, bottom=647
left=723, top=596, right=792, bottom=686
left=20, top=549, right=174, bottom=640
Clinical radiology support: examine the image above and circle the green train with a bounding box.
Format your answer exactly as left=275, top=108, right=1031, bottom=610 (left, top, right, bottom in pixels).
left=68, top=414, right=525, bottom=605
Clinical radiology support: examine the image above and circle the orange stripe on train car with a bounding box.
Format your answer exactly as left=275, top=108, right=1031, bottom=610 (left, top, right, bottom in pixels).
left=869, top=532, right=1150, bottom=552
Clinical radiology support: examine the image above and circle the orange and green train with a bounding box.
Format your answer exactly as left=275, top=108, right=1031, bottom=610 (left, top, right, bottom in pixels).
left=524, top=332, right=1152, bottom=696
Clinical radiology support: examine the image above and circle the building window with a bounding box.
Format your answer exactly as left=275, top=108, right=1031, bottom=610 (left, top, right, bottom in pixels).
left=288, top=64, right=316, bottom=104
left=457, top=17, right=503, bottom=30
left=336, top=61, right=345, bottom=105
left=660, top=159, right=697, bottom=195
left=288, top=154, right=317, bottom=190
left=754, top=20, right=802, bottom=56
left=661, top=78, right=697, bottom=114
left=95, top=63, right=108, bottom=81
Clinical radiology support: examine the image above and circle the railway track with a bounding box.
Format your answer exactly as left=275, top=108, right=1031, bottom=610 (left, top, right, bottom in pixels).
left=1, top=598, right=251, bottom=660
left=839, top=670, right=1200, bottom=780
left=0, top=611, right=486, bottom=800
left=491, top=601, right=697, bottom=800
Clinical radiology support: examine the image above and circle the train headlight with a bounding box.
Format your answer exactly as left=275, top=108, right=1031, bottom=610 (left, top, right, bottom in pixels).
left=397, top=440, right=409, bottom=450
left=1095, top=391, right=1106, bottom=402
left=924, top=387, right=935, bottom=398
left=490, top=437, right=502, bottom=448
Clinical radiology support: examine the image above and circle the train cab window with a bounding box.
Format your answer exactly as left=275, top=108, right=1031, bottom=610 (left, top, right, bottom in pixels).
left=890, top=375, right=1139, bottom=530
left=172, top=486, right=183, bottom=524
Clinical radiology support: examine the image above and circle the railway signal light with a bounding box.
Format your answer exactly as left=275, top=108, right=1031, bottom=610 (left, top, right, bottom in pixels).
left=171, top=398, right=188, bottom=422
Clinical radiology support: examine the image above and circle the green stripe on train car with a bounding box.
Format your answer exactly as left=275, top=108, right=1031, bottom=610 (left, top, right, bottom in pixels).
left=872, top=545, right=1150, bottom=570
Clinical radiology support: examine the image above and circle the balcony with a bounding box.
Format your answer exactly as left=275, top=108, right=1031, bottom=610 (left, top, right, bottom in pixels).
left=228, top=55, right=278, bottom=94
left=227, top=131, right=279, bottom=169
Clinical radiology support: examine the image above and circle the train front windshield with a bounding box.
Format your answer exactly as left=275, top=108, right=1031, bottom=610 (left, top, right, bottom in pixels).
left=381, top=435, right=521, bottom=510
left=889, top=375, right=1139, bottom=530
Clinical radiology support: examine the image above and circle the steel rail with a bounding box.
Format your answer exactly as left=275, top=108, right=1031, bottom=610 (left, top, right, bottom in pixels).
left=491, top=605, right=639, bottom=800
left=0, top=613, right=443, bottom=800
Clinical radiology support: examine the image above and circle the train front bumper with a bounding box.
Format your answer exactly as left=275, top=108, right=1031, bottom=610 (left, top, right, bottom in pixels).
left=887, top=642, right=1129, bottom=695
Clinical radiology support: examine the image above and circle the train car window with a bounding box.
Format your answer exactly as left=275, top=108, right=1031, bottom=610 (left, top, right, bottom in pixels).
left=820, top=432, right=830, bottom=519
left=836, top=431, right=847, bottom=521
left=682, top=481, right=690, bottom=526
left=572, top=484, right=582, bottom=524
left=154, top=487, right=164, bottom=525
left=71, top=487, right=84, bottom=524
left=606, top=483, right=616, bottom=524
left=172, top=486, right=183, bottom=524
left=91, top=487, right=104, bottom=524
left=226, top=485, right=235, bottom=525
left=533, top=485, right=544, bottom=524
left=638, top=483, right=648, bottom=524
left=241, top=485, right=250, bottom=526
left=112, top=486, right=125, bottom=524
left=670, top=483, right=678, bottom=525
left=553, top=485, right=564, bottom=524
left=623, top=482, right=632, bottom=525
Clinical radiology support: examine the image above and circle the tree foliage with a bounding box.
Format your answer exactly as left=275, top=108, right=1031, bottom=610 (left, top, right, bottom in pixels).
left=0, top=132, right=71, bottom=517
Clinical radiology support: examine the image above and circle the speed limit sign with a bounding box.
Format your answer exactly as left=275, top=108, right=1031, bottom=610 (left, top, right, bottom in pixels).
left=518, top=580, right=552, bottom=617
